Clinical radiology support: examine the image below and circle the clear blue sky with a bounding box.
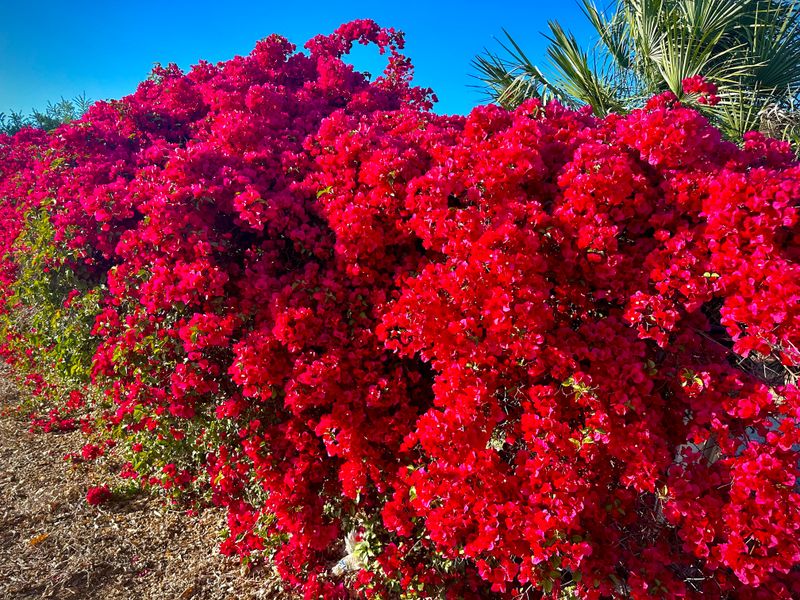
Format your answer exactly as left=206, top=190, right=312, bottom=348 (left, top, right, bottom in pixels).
left=0, top=1, right=595, bottom=117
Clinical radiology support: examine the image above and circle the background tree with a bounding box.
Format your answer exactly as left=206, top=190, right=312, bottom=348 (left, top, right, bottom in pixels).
left=475, top=0, right=800, bottom=145
left=0, top=94, right=91, bottom=136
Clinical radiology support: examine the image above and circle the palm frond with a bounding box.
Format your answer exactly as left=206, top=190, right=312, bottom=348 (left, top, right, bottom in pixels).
left=543, top=21, right=625, bottom=115
left=712, top=84, right=769, bottom=139
left=581, top=0, right=633, bottom=70
left=473, top=0, right=800, bottom=150
left=744, top=0, right=800, bottom=90
left=472, top=30, right=571, bottom=108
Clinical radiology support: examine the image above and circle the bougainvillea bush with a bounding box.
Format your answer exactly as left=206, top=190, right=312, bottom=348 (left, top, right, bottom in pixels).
left=1, top=20, right=799, bottom=599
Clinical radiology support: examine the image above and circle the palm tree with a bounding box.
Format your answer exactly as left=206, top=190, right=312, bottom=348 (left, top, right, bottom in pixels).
left=474, top=0, right=800, bottom=144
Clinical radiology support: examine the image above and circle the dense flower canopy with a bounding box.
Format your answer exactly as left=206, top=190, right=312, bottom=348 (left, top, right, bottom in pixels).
left=1, top=20, right=799, bottom=599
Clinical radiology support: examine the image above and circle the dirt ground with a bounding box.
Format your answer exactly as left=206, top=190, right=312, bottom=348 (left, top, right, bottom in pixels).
left=0, top=367, right=289, bottom=600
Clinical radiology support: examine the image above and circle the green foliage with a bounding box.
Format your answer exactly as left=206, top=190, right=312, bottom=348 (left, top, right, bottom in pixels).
left=0, top=201, right=101, bottom=389
left=0, top=202, right=213, bottom=496
left=475, top=0, right=800, bottom=145
left=0, top=94, right=92, bottom=136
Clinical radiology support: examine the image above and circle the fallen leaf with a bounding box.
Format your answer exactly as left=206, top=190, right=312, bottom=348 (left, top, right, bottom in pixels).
left=28, top=533, right=49, bottom=546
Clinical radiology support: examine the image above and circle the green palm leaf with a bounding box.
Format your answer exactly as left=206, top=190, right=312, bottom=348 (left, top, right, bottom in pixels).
left=474, top=0, right=800, bottom=150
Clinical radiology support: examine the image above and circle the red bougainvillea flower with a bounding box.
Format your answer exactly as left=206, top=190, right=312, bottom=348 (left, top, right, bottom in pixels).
left=682, top=75, right=720, bottom=105
left=86, top=485, right=112, bottom=506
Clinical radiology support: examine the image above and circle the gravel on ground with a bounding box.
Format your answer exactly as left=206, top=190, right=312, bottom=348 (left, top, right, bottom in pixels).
left=0, top=365, right=288, bottom=600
